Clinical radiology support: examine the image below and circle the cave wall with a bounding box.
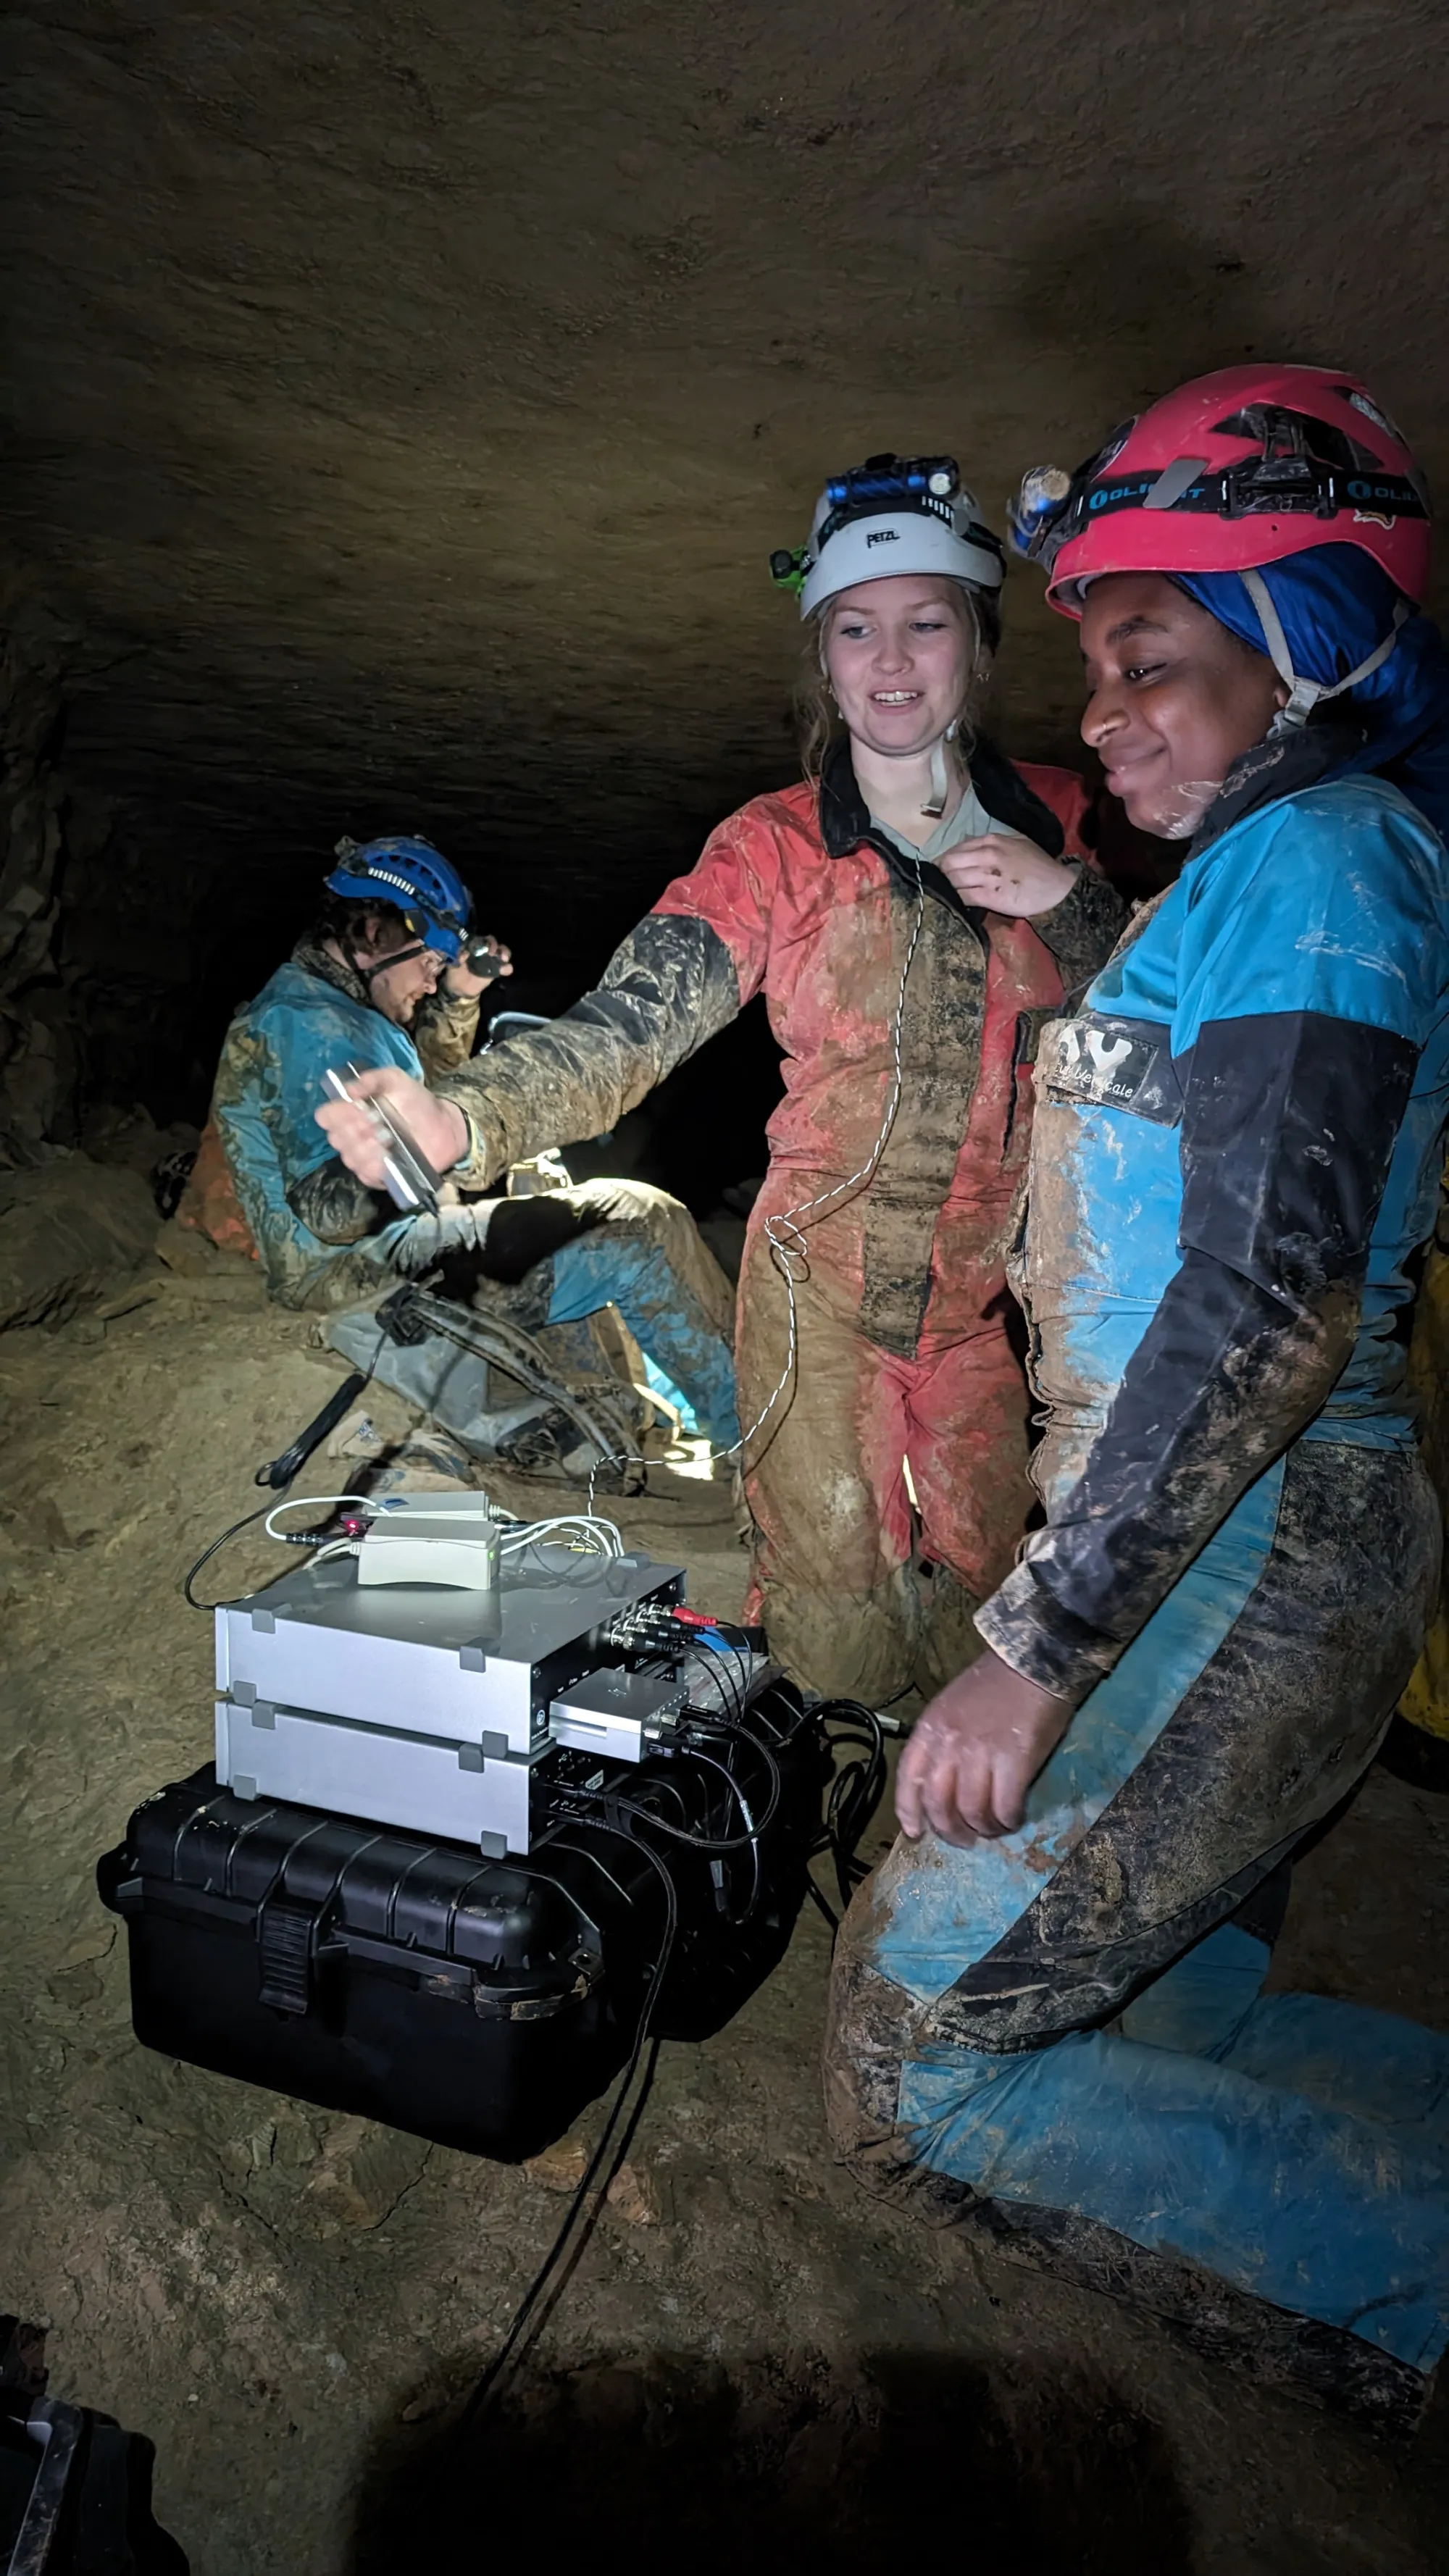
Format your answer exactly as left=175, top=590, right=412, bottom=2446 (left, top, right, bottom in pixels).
left=0, top=587, right=73, bottom=1158
left=0, top=564, right=218, bottom=1157
left=1, top=0, right=1447, bottom=1152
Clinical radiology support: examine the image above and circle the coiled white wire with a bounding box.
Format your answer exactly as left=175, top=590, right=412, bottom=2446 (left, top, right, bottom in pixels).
left=727, top=858, right=927, bottom=1459
left=498, top=1513, right=625, bottom=1560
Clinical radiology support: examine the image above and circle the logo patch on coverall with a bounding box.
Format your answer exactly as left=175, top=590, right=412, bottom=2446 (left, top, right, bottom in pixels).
left=1040, top=1015, right=1183, bottom=1124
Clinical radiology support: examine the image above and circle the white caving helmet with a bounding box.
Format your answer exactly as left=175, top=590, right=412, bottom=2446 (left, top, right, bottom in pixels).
left=771, top=452, right=1006, bottom=619
left=770, top=454, right=1006, bottom=812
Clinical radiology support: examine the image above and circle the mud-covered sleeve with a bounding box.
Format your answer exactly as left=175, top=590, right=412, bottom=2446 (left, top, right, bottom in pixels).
left=978, top=795, right=1447, bottom=1701
left=414, top=986, right=483, bottom=1080
left=221, top=992, right=398, bottom=1246
left=287, top=1158, right=392, bottom=1243
left=1014, top=760, right=1093, bottom=861
left=1028, top=864, right=1130, bottom=990
left=435, top=816, right=777, bottom=1187
left=210, top=1022, right=287, bottom=1257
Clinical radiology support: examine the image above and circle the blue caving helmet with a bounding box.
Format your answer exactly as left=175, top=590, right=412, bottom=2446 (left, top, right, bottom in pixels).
left=325, top=835, right=473, bottom=964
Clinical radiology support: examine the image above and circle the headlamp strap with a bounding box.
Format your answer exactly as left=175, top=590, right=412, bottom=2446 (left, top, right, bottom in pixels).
left=355, top=938, right=430, bottom=987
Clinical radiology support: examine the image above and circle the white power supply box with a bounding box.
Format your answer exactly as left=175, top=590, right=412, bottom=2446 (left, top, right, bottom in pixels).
left=354, top=1491, right=504, bottom=1592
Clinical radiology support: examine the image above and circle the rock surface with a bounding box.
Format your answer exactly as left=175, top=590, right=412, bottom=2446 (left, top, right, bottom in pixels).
left=0, top=1153, right=159, bottom=1327
left=1, top=1, right=1446, bottom=1042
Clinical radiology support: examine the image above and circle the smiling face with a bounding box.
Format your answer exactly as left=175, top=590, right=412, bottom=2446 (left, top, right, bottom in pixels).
left=822, top=575, right=980, bottom=759
left=1079, top=572, right=1288, bottom=837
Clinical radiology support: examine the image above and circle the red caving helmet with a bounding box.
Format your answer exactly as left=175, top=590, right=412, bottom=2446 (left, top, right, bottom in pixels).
left=1009, top=364, right=1431, bottom=616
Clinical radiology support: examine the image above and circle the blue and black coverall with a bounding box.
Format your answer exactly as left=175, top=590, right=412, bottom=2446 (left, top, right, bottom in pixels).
left=827, top=737, right=1449, bottom=2402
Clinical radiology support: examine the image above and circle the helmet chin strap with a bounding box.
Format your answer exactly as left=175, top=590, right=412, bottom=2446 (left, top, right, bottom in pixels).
left=920, top=718, right=961, bottom=819
left=1241, top=569, right=1409, bottom=733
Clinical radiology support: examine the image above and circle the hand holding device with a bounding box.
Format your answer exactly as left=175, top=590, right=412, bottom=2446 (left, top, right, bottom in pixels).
left=322, top=1062, right=444, bottom=1214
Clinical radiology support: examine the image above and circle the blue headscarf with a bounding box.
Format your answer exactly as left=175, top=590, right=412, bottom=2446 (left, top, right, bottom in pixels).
left=1174, top=545, right=1449, bottom=843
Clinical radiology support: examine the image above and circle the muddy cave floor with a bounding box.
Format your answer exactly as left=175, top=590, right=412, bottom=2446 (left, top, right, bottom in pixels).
left=4, top=1260, right=1449, bottom=2575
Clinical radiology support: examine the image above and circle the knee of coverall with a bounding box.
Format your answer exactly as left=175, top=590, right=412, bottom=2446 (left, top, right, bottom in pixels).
left=561, top=1179, right=738, bottom=1339
left=736, top=1252, right=925, bottom=1698
left=914, top=1564, right=989, bottom=1697
left=546, top=1231, right=740, bottom=1448
left=750, top=1564, right=922, bottom=1705
left=822, top=1871, right=922, bottom=2183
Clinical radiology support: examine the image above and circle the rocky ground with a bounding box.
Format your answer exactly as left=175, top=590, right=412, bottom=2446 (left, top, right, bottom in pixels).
left=4, top=1242, right=1449, bottom=2574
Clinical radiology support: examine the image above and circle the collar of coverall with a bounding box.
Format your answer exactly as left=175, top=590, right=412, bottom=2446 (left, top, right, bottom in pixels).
left=1186, top=714, right=1370, bottom=861
left=817, top=733, right=1067, bottom=868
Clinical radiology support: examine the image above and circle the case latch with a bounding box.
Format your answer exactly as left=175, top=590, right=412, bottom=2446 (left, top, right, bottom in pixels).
left=258, top=1896, right=320, bottom=2014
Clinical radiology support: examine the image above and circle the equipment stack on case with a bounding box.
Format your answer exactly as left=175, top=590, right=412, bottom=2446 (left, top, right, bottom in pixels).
left=100, top=1493, right=852, bottom=2161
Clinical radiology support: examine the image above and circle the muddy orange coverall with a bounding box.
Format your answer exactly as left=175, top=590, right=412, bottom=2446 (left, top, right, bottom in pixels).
left=437, top=739, right=1126, bottom=1696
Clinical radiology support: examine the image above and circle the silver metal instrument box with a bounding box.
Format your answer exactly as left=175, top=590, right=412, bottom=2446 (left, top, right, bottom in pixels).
left=213, top=1547, right=685, bottom=1855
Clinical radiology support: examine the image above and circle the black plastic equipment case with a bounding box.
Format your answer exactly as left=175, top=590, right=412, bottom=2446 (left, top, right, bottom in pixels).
left=98, top=1693, right=825, bottom=2163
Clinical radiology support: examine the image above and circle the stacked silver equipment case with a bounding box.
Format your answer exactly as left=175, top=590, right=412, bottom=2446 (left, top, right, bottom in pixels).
left=212, top=1492, right=746, bottom=1855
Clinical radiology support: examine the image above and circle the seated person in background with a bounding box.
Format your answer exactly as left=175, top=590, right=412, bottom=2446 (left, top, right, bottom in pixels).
left=205, top=833, right=740, bottom=1450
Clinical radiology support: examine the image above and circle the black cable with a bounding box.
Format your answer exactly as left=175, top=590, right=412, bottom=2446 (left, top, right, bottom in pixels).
left=590, top=1740, right=781, bottom=1852
left=824, top=1745, right=884, bottom=1913
left=182, top=1329, right=385, bottom=1610
left=545, top=1708, right=782, bottom=1868
left=449, top=1683, right=880, bottom=2425
left=705, top=1621, right=758, bottom=1726
left=556, top=1784, right=766, bottom=1857
left=674, top=1743, right=764, bottom=1924
left=454, top=1836, right=679, bottom=2433
left=707, top=1644, right=746, bottom=1726
left=183, top=1501, right=277, bottom=1612
left=676, top=1631, right=746, bottom=1725
left=803, top=1875, right=840, bottom=1933
left=682, top=1714, right=782, bottom=1830
left=183, top=1501, right=357, bottom=1613
left=806, top=1697, right=888, bottom=1921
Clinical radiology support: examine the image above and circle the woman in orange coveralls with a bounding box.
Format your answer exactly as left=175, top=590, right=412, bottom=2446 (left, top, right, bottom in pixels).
left=317, top=453, right=1126, bottom=1699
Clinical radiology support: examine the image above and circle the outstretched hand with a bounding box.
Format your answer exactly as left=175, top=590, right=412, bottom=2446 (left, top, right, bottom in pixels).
left=315, top=1065, right=469, bottom=1188
left=895, top=1647, right=1074, bottom=1846
left=938, top=834, right=1080, bottom=919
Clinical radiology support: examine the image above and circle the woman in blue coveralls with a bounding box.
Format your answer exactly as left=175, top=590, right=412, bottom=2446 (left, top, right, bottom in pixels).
left=825, top=364, right=1449, bottom=2421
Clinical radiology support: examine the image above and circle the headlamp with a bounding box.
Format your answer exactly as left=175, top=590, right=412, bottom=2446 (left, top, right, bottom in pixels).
left=824, top=453, right=959, bottom=511
left=1010, top=405, right=1430, bottom=579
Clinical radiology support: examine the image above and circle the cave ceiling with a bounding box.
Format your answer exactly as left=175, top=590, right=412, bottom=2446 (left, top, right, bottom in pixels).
left=3, top=0, right=1448, bottom=977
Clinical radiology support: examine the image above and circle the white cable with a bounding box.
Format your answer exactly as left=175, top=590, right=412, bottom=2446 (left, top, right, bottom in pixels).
left=498, top=1513, right=625, bottom=1560
left=262, top=1493, right=375, bottom=1542
left=727, top=858, right=927, bottom=1458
